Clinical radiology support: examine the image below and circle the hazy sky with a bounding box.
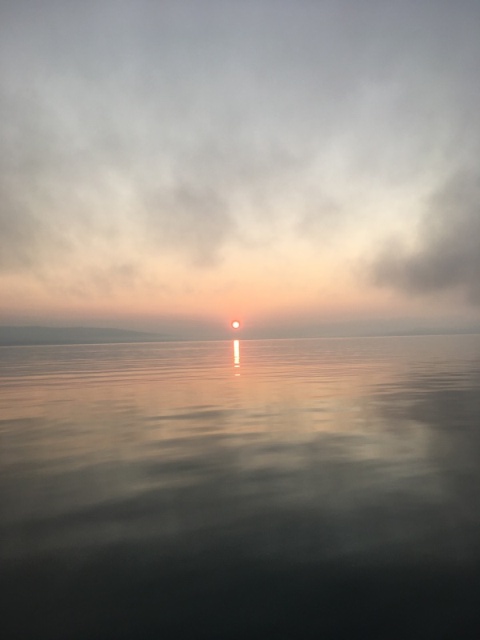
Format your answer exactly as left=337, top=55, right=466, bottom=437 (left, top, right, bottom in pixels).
left=1, top=0, right=480, bottom=338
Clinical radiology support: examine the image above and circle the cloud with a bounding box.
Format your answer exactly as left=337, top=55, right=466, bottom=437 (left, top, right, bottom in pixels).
left=143, top=184, right=234, bottom=267
left=371, top=170, right=480, bottom=304
left=0, top=95, right=59, bottom=271
left=1, top=0, right=480, bottom=300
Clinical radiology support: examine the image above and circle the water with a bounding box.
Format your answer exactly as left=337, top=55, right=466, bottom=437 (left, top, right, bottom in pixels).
left=1, top=336, right=480, bottom=639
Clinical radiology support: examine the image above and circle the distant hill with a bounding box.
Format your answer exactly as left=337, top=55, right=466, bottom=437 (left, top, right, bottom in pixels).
left=0, top=326, right=170, bottom=346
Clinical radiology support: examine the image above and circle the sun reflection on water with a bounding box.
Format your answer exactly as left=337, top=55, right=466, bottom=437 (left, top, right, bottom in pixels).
left=233, top=339, right=240, bottom=375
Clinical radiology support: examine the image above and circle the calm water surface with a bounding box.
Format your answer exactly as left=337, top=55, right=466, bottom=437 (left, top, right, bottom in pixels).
left=1, top=336, right=480, bottom=638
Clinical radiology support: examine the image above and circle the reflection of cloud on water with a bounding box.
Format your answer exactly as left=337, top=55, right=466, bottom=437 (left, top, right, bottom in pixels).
left=4, top=372, right=480, bottom=567
left=375, top=368, right=480, bottom=479
left=373, top=368, right=480, bottom=553
left=3, top=363, right=480, bottom=637
left=4, top=414, right=480, bottom=639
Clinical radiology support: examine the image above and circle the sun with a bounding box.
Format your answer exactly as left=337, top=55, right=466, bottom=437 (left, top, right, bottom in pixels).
left=231, top=320, right=240, bottom=329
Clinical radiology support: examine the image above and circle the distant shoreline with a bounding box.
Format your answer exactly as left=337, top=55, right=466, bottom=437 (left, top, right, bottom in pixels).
left=1, top=325, right=480, bottom=347
left=0, top=326, right=170, bottom=347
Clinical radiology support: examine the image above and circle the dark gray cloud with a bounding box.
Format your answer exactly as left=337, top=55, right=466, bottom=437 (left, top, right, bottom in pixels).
left=372, top=170, right=480, bottom=303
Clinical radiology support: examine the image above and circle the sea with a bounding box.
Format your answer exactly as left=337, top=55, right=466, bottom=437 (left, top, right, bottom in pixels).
left=1, top=335, right=480, bottom=639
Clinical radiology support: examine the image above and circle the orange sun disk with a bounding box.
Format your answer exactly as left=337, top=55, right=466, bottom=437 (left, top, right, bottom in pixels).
left=231, top=320, right=240, bottom=329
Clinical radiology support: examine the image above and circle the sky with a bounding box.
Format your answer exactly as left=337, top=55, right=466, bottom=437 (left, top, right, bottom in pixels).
left=1, top=0, right=480, bottom=339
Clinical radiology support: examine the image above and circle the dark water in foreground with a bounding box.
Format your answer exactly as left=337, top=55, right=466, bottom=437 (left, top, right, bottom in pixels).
left=1, top=336, right=480, bottom=639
